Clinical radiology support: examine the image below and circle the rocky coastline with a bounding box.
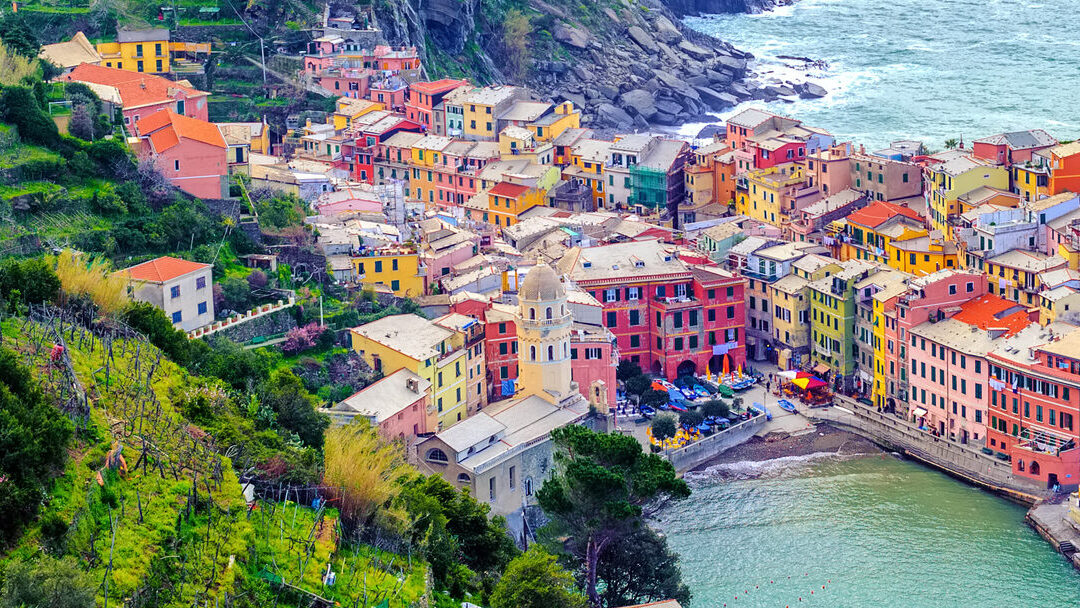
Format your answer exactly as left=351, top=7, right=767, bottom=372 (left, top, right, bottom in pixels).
left=374, top=0, right=825, bottom=130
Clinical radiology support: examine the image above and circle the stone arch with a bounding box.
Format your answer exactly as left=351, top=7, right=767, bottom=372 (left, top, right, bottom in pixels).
left=677, top=360, right=697, bottom=378
left=1030, top=460, right=1040, bottom=476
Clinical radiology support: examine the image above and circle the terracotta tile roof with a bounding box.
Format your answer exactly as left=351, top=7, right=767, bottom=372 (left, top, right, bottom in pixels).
left=489, top=182, right=530, bottom=198
left=410, top=79, right=469, bottom=95
left=952, top=293, right=1031, bottom=336
left=135, top=110, right=225, bottom=152
left=63, top=63, right=208, bottom=110
left=847, top=200, right=923, bottom=229
left=120, top=256, right=211, bottom=283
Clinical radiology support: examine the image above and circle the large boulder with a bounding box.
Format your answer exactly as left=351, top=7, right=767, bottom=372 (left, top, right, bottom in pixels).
left=798, top=82, right=829, bottom=98
left=630, top=62, right=653, bottom=80
left=553, top=23, right=590, bottom=49
left=627, top=25, right=658, bottom=53
left=694, top=85, right=739, bottom=111
left=678, top=39, right=713, bottom=61
left=596, top=103, right=634, bottom=128
left=619, top=88, right=658, bottom=121
left=715, top=53, right=748, bottom=73
left=706, top=69, right=733, bottom=86
left=652, top=16, right=683, bottom=44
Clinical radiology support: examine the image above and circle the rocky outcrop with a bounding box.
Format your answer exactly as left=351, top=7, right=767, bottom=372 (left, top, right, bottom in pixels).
left=372, top=0, right=824, bottom=130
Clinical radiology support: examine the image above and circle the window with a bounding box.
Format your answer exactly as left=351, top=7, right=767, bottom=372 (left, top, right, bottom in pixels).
left=708, top=309, right=716, bottom=322
left=489, top=477, right=496, bottom=501
left=509, top=466, right=515, bottom=490
left=629, top=309, right=640, bottom=326
left=500, top=342, right=508, bottom=355
left=426, top=448, right=449, bottom=463
left=197, top=301, right=207, bottom=315
left=391, top=280, right=400, bottom=291
left=137, top=60, right=144, bottom=72
left=674, top=337, right=684, bottom=351
left=606, top=311, right=617, bottom=327
left=630, top=334, right=640, bottom=348
left=726, top=306, right=735, bottom=319
left=174, top=159, right=180, bottom=172
left=171, top=311, right=182, bottom=323
left=605, top=288, right=617, bottom=302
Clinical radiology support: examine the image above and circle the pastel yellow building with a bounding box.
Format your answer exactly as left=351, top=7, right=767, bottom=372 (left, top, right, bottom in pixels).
left=464, top=181, right=545, bottom=228
left=1039, top=286, right=1080, bottom=326
left=924, top=151, right=1009, bottom=234
left=525, top=101, right=580, bottom=142
left=352, top=246, right=425, bottom=297
left=97, top=29, right=171, bottom=73
left=498, top=126, right=553, bottom=164
left=985, top=249, right=1067, bottom=305
left=332, top=98, right=384, bottom=130
left=838, top=200, right=927, bottom=267
left=735, top=164, right=806, bottom=226
left=462, top=86, right=523, bottom=141
left=350, top=314, right=470, bottom=430
left=888, top=233, right=959, bottom=275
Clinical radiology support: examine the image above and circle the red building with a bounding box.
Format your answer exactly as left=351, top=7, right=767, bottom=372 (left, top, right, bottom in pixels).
left=407, top=79, right=470, bottom=132
left=341, top=113, right=422, bottom=183
left=558, top=240, right=746, bottom=381
left=971, top=130, right=1057, bottom=166
left=987, top=325, right=1080, bottom=490
left=62, top=63, right=209, bottom=127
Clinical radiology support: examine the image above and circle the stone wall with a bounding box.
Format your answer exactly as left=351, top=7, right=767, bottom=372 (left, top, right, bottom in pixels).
left=811, top=397, right=1046, bottom=501
left=665, top=414, right=767, bottom=473
left=211, top=308, right=296, bottom=343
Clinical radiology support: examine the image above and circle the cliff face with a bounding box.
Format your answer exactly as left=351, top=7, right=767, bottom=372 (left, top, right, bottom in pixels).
left=372, top=0, right=819, bottom=129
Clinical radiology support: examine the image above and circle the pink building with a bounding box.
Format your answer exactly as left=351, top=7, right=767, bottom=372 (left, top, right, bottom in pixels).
left=62, top=63, right=209, bottom=127
left=907, top=293, right=1032, bottom=445
left=420, top=221, right=482, bottom=284
left=891, top=270, right=990, bottom=412
left=407, top=79, right=470, bottom=133
left=567, top=292, right=618, bottom=409
left=326, top=368, right=433, bottom=440
left=972, top=130, right=1058, bottom=166
left=133, top=109, right=227, bottom=200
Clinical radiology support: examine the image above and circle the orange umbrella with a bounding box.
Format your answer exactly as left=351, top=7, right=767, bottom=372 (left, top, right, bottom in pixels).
left=722, top=355, right=730, bottom=377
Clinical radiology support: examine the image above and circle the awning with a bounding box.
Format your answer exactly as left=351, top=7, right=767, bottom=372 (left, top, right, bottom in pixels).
left=812, top=363, right=830, bottom=375
left=912, top=407, right=928, bottom=417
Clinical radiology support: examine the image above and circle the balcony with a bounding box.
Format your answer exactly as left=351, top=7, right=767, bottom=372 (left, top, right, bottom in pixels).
left=654, top=295, right=698, bottom=310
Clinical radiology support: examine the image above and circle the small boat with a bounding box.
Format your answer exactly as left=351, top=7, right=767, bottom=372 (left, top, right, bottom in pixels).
left=693, top=385, right=710, bottom=398
left=777, top=399, right=797, bottom=413
left=668, top=401, right=688, bottom=413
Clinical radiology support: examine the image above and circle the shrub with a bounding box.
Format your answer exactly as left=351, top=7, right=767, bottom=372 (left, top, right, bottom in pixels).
left=281, top=323, right=328, bottom=355
left=651, top=413, right=677, bottom=442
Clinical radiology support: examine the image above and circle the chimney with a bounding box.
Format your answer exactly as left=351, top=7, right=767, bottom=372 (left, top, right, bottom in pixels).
left=406, top=377, right=419, bottom=392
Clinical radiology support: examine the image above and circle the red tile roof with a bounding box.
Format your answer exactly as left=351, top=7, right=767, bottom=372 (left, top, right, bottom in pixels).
left=135, top=109, right=226, bottom=152
left=121, top=256, right=211, bottom=283
left=952, top=293, right=1032, bottom=337
left=846, top=200, right=924, bottom=229
left=62, top=63, right=208, bottom=110
left=489, top=182, right=530, bottom=198
left=410, top=79, right=469, bottom=95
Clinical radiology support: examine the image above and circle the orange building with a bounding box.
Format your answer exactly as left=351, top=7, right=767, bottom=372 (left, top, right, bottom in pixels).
left=1049, top=141, right=1080, bottom=195
left=685, top=140, right=737, bottom=216
left=464, top=181, right=544, bottom=228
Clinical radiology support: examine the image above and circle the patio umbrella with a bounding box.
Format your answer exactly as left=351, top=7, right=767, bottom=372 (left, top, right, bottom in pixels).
left=792, top=377, right=827, bottom=390
left=795, top=371, right=815, bottom=379
left=651, top=381, right=667, bottom=392
left=737, top=364, right=743, bottom=379
left=723, top=355, right=730, bottom=377
left=776, top=370, right=799, bottom=380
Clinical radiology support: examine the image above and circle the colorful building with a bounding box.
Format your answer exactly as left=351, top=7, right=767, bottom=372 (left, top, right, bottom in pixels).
left=118, top=256, right=214, bottom=332
left=836, top=200, right=926, bottom=266
left=557, top=240, right=746, bottom=380
left=350, top=313, right=470, bottom=430
left=132, top=110, right=227, bottom=200
left=987, top=324, right=1080, bottom=489
left=96, top=28, right=171, bottom=73
left=406, top=79, right=470, bottom=134
left=324, top=369, right=433, bottom=439
left=907, top=293, right=1031, bottom=445
left=808, top=259, right=881, bottom=389
left=352, top=245, right=425, bottom=297
left=62, top=63, right=209, bottom=126
left=1048, top=141, right=1080, bottom=195
left=433, top=313, right=488, bottom=416
left=923, top=150, right=1009, bottom=234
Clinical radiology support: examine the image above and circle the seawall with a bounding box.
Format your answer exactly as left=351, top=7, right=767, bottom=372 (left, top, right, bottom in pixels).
left=666, top=413, right=767, bottom=473
left=806, top=396, right=1045, bottom=504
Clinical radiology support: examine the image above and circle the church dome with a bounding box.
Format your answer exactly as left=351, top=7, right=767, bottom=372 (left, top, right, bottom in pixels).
left=520, top=264, right=565, bottom=302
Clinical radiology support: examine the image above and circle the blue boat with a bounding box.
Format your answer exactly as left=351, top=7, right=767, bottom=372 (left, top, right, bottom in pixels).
left=777, top=399, right=797, bottom=413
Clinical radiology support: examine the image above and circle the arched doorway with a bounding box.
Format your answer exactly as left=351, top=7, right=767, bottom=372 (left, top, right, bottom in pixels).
left=677, top=360, right=696, bottom=378
left=709, top=355, right=722, bottom=375
left=1029, top=461, right=1040, bottom=476
left=651, top=360, right=663, bottom=377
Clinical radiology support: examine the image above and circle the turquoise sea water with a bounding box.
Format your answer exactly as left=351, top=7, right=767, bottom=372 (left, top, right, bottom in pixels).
left=653, top=455, right=1080, bottom=607
left=683, top=0, right=1080, bottom=149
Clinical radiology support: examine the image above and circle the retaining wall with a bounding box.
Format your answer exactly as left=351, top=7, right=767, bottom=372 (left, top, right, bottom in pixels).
left=666, top=414, right=767, bottom=473
left=810, top=397, right=1045, bottom=502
